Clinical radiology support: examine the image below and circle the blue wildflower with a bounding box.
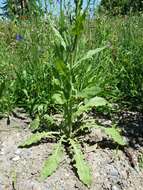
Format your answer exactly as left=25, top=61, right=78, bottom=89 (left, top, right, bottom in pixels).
left=16, top=34, right=23, bottom=41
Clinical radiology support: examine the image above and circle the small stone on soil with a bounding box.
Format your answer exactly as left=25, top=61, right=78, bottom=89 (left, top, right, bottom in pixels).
left=12, top=155, right=20, bottom=161
left=110, top=168, right=119, bottom=177
left=111, top=185, right=121, bottom=190
left=15, top=149, right=22, bottom=155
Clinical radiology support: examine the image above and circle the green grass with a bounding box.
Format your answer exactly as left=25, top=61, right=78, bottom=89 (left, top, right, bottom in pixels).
left=85, top=15, right=143, bottom=104
left=0, top=14, right=143, bottom=116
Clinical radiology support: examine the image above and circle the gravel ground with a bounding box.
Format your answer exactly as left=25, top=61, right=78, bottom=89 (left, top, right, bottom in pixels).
left=0, top=112, right=143, bottom=190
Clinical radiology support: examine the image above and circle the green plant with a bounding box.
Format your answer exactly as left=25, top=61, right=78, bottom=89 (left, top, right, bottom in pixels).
left=19, top=1, right=126, bottom=186
left=138, top=153, right=143, bottom=169
left=1, top=0, right=43, bottom=19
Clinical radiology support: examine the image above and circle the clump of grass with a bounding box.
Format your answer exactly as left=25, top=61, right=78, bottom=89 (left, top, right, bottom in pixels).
left=85, top=14, right=143, bottom=107
left=1, top=13, right=143, bottom=115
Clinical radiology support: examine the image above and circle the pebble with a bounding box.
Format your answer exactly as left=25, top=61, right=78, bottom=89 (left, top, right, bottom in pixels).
left=12, top=155, right=20, bottom=161
left=134, top=144, right=140, bottom=149
left=110, top=168, right=119, bottom=177
left=98, top=119, right=112, bottom=126
left=15, top=149, right=22, bottom=155
left=22, top=149, right=31, bottom=158
left=112, top=185, right=121, bottom=190
left=0, top=149, right=5, bottom=155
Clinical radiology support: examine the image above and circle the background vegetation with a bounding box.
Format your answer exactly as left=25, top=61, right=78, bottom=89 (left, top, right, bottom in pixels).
left=100, top=0, right=143, bottom=15
left=0, top=1, right=143, bottom=115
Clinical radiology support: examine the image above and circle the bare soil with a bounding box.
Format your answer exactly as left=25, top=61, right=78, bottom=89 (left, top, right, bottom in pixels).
left=0, top=111, right=143, bottom=190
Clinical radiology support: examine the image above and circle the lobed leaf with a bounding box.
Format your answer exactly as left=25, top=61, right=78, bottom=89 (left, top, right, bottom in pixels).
left=104, top=127, right=126, bottom=146
left=70, top=139, right=92, bottom=186
left=41, top=141, right=64, bottom=179
left=19, top=132, right=56, bottom=147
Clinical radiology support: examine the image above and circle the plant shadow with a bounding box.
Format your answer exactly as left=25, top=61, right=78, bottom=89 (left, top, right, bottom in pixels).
left=118, top=110, right=143, bottom=148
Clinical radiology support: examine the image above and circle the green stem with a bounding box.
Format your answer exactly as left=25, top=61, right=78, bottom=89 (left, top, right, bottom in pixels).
left=64, top=100, right=72, bottom=137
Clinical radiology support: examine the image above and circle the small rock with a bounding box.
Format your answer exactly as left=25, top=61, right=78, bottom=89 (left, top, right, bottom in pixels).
left=110, top=168, right=119, bottom=177
left=98, top=118, right=112, bottom=126
left=112, top=185, right=121, bottom=190
left=22, top=149, right=31, bottom=157
left=15, top=149, right=22, bottom=155
left=121, top=180, right=128, bottom=188
left=0, top=149, right=5, bottom=155
left=12, top=155, right=20, bottom=161
left=134, top=144, right=140, bottom=149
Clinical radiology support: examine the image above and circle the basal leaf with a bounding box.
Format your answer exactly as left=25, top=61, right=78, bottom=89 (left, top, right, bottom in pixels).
left=104, top=127, right=126, bottom=146
left=70, top=139, right=92, bottom=186
left=41, top=141, right=64, bottom=179
left=19, top=132, right=55, bottom=147
left=29, top=116, right=40, bottom=132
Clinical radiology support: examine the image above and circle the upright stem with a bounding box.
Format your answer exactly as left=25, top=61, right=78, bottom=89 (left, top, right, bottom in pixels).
left=60, top=0, right=63, bottom=30
left=63, top=0, right=91, bottom=138
left=64, top=100, right=72, bottom=137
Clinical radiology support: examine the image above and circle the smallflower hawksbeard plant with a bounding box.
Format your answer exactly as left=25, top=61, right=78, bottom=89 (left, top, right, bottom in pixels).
left=19, top=0, right=126, bottom=187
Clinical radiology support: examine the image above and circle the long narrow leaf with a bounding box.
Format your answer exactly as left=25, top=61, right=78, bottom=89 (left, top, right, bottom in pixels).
left=70, top=139, right=92, bottom=186
left=19, top=132, right=58, bottom=147
left=41, top=140, right=64, bottom=179
left=104, top=127, right=126, bottom=146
